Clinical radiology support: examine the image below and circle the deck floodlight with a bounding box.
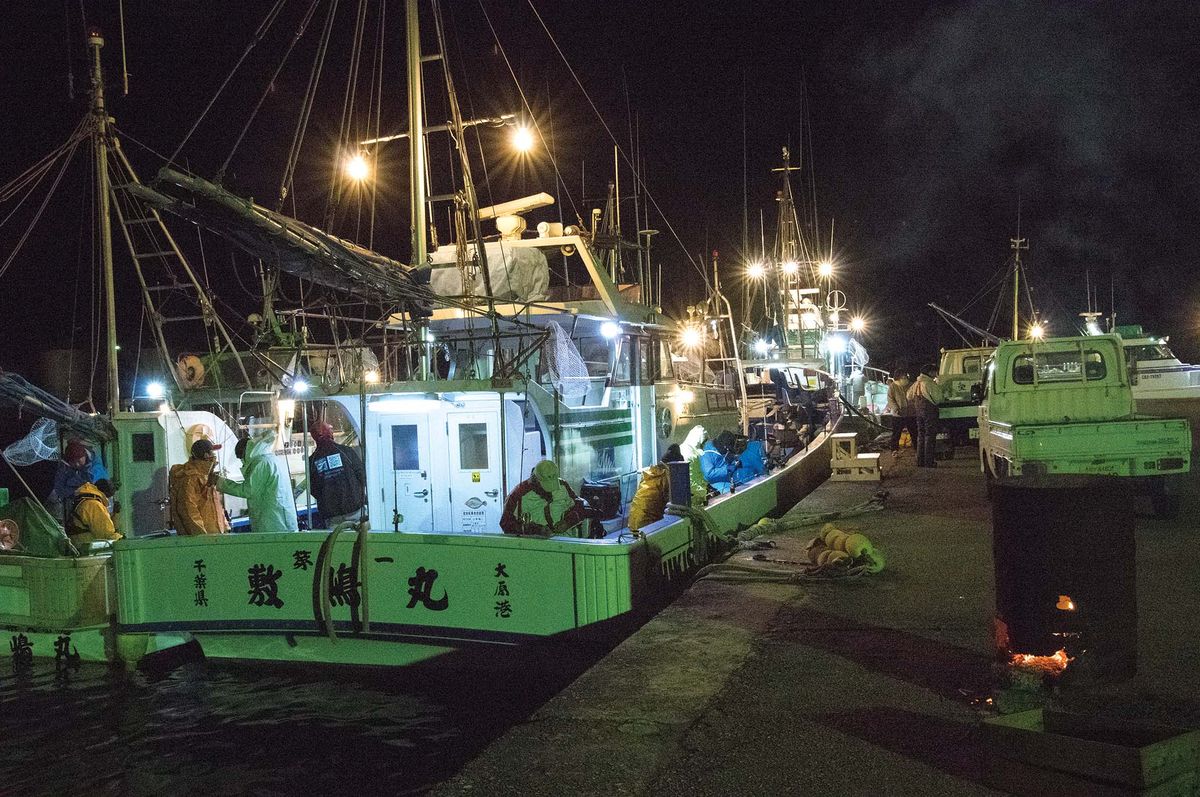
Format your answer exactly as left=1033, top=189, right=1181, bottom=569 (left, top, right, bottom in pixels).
left=364, top=369, right=381, bottom=384
left=782, top=260, right=799, bottom=275
left=293, top=379, right=310, bottom=394
left=345, top=151, right=370, bottom=181
left=511, top=126, right=535, bottom=153
left=600, top=321, right=621, bottom=339
left=680, top=324, right=704, bottom=350
left=850, top=316, right=866, bottom=333
left=746, top=262, right=765, bottom=279
left=826, top=334, right=848, bottom=355
left=818, top=260, right=834, bottom=279
left=1030, top=323, right=1045, bottom=340
left=146, top=381, right=165, bottom=400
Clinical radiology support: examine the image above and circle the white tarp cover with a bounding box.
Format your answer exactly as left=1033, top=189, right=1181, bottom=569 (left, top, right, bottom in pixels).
left=428, top=242, right=549, bottom=301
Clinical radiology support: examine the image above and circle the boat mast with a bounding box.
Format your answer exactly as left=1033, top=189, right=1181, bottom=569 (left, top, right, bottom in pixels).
left=406, top=0, right=430, bottom=379
left=89, top=29, right=120, bottom=414
left=1010, top=233, right=1027, bottom=340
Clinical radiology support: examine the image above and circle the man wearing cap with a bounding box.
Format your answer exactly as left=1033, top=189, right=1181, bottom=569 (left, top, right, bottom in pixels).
left=499, top=460, right=587, bottom=537
left=169, top=438, right=230, bottom=535
left=307, top=422, right=366, bottom=527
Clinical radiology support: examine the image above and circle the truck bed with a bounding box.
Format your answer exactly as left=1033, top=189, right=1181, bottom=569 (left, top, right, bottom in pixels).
left=986, top=416, right=1190, bottom=477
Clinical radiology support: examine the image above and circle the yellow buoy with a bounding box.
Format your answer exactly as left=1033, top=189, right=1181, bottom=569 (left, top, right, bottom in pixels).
left=845, top=533, right=872, bottom=558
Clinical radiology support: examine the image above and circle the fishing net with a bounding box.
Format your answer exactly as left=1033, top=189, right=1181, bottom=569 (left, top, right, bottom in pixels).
left=848, top=338, right=870, bottom=369
left=544, top=322, right=590, bottom=400
left=3, top=418, right=60, bottom=467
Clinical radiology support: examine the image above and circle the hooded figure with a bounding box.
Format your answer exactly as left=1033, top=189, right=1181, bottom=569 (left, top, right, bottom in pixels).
left=700, top=431, right=741, bottom=494
left=627, top=444, right=684, bottom=533
left=217, top=434, right=299, bottom=532
left=500, top=460, right=586, bottom=537
left=169, top=438, right=230, bottom=535
left=66, top=479, right=123, bottom=545
left=307, top=422, right=366, bottom=527
left=49, top=440, right=110, bottom=519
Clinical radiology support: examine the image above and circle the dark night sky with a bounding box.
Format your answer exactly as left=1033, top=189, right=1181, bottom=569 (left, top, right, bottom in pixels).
left=2, top=0, right=1199, bottom=380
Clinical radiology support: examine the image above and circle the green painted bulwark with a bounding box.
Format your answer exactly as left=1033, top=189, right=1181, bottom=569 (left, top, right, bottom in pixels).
left=572, top=550, right=634, bottom=625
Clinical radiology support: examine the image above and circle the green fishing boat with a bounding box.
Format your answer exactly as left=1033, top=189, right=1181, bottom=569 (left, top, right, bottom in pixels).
left=0, top=5, right=837, bottom=669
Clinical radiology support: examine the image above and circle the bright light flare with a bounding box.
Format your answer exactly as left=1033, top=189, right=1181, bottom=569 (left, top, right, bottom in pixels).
left=146, top=381, right=165, bottom=400
left=1030, top=323, right=1046, bottom=340
left=600, top=321, right=621, bottom=339
left=826, top=334, right=848, bottom=355
left=781, top=260, right=799, bottom=275
left=746, top=262, right=765, bottom=280
left=511, top=126, right=535, bottom=153
left=345, top=151, right=370, bottom=181
left=679, top=324, right=704, bottom=350
left=364, top=369, right=380, bottom=384
left=850, top=316, right=866, bottom=333
left=829, top=310, right=841, bottom=324
left=818, top=260, right=834, bottom=279
left=673, top=389, right=695, bottom=405
left=293, top=379, right=310, bottom=394
left=753, top=339, right=771, bottom=356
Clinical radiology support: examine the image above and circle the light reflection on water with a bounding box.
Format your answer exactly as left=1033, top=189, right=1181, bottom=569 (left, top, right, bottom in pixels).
left=0, top=657, right=561, bottom=795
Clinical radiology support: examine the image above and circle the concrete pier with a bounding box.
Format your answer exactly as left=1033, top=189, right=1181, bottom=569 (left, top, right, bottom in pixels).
left=437, top=449, right=1200, bottom=795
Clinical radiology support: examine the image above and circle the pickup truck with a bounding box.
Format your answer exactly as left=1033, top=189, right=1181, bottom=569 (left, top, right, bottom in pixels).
left=937, top=345, right=994, bottom=445
left=979, top=334, right=1190, bottom=513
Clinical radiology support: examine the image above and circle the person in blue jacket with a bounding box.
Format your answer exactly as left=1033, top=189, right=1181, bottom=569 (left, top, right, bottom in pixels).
left=733, top=439, right=768, bottom=484
left=48, top=439, right=110, bottom=523
left=699, top=431, right=740, bottom=494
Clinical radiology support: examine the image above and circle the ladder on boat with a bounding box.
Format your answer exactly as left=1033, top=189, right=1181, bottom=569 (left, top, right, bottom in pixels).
left=107, top=140, right=252, bottom=395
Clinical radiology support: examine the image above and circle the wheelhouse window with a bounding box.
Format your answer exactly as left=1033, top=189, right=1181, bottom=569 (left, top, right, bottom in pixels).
left=131, top=433, right=156, bottom=462
left=458, top=423, right=489, bottom=470
left=1012, top=349, right=1107, bottom=384
left=1126, top=344, right=1174, bottom=362
left=963, top=356, right=981, bottom=375
left=391, top=425, right=420, bottom=471
left=612, top=337, right=632, bottom=385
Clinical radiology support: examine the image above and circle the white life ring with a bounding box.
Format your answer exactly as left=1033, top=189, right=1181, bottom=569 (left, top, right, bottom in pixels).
left=177, top=354, right=206, bottom=389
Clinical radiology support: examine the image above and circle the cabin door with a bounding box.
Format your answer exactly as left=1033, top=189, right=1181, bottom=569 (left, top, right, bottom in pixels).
left=446, top=410, right=503, bottom=533
left=370, top=414, right=435, bottom=533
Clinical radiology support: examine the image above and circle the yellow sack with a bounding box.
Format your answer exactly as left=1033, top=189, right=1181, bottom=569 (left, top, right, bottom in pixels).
left=899, top=430, right=912, bottom=448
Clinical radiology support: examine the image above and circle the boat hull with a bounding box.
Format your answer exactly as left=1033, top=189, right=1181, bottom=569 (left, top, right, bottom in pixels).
left=111, top=429, right=835, bottom=667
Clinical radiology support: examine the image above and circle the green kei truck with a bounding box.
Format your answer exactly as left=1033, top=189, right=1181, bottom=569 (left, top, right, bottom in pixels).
left=978, top=334, right=1190, bottom=513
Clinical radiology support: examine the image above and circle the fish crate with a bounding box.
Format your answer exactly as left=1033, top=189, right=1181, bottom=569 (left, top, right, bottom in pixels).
left=0, top=554, right=114, bottom=629
left=982, top=708, right=1200, bottom=796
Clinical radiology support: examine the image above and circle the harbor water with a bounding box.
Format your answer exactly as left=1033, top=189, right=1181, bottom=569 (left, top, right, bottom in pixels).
left=0, top=654, right=584, bottom=795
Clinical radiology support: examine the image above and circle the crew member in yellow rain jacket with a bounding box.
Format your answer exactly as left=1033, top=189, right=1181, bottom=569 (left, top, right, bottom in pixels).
left=627, top=444, right=684, bottom=533
left=500, top=460, right=587, bottom=537
left=65, top=479, right=123, bottom=546
left=169, top=438, right=230, bottom=535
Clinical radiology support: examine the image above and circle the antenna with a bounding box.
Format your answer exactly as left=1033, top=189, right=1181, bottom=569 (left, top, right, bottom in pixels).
left=1010, top=200, right=1028, bottom=339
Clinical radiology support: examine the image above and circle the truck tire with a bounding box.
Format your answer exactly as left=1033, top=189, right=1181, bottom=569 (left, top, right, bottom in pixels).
left=1150, top=490, right=1181, bottom=520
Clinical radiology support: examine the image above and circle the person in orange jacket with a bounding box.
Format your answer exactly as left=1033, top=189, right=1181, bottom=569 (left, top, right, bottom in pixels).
left=169, top=439, right=231, bottom=535
left=65, top=479, right=123, bottom=545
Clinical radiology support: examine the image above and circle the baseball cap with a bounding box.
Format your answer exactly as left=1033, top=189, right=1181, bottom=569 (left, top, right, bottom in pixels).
left=191, top=438, right=222, bottom=457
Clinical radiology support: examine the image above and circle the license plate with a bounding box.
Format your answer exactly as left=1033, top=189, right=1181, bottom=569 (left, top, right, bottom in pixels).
left=968, top=427, right=980, bottom=439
